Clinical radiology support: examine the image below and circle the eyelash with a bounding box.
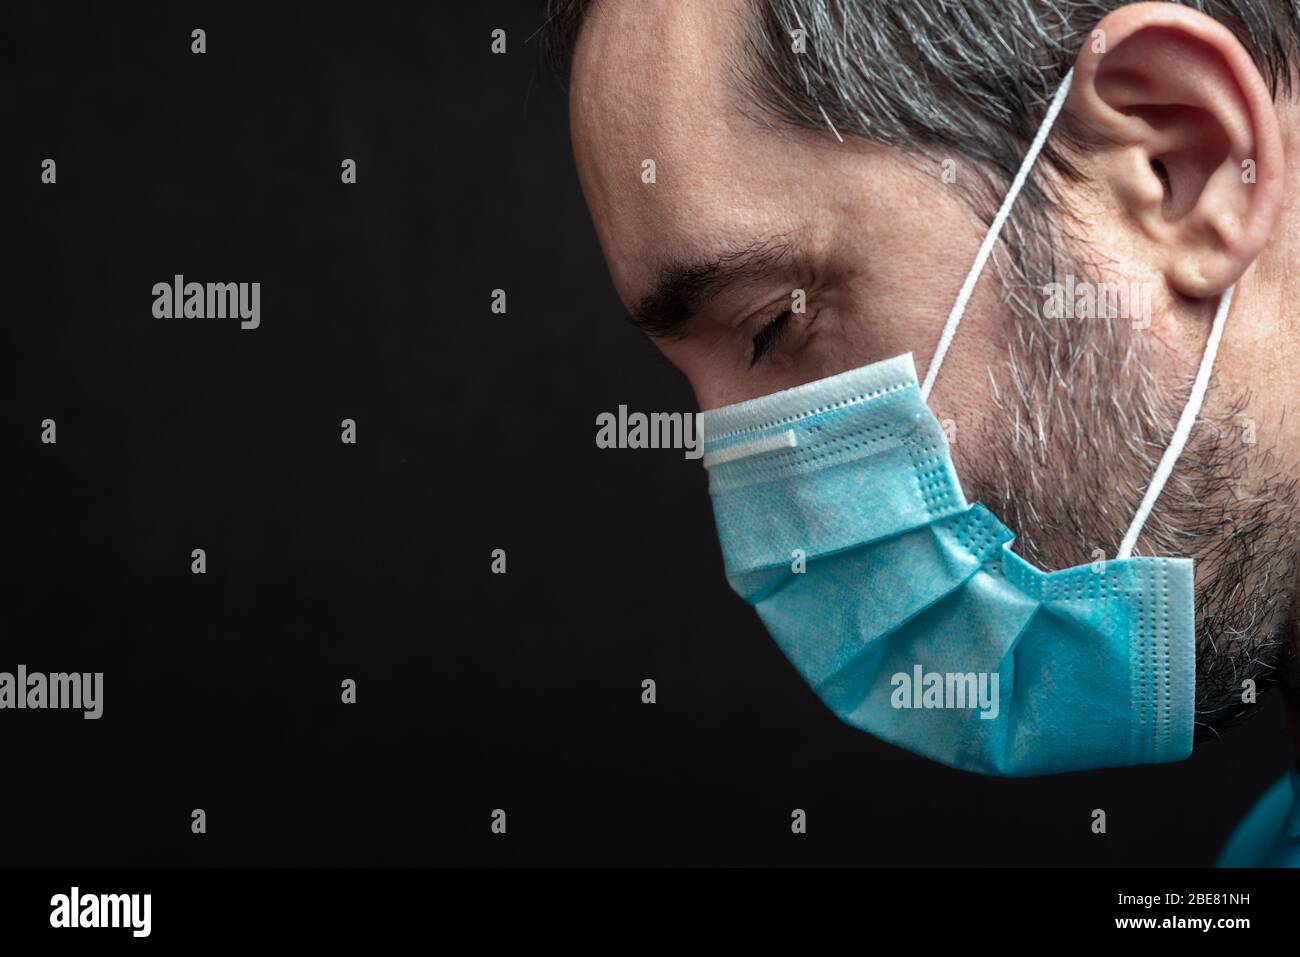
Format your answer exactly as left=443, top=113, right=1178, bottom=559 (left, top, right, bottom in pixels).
left=749, top=310, right=793, bottom=367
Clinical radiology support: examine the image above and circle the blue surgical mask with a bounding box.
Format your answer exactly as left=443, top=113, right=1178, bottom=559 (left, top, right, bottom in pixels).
left=699, top=68, right=1233, bottom=776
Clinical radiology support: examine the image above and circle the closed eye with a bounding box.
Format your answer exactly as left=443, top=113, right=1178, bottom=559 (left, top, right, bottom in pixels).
left=749, top=310, right=792, bottom=367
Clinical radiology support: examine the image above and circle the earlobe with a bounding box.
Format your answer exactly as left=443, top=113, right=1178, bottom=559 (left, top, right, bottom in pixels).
left=1068, top=2, right=1284, bottom=298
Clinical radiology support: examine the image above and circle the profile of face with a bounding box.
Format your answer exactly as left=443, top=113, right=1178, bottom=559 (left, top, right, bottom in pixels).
left=559, top=0, right=1300, bottom=739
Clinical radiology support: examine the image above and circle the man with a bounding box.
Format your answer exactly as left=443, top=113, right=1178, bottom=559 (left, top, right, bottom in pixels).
left=542, top=0, right=1300, bottom=859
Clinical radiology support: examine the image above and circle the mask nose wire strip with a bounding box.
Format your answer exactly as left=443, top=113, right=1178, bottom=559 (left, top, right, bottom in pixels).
left=1116, top=284, right=1234, bottom=559
left=919, top=68, right=1075, bottom=404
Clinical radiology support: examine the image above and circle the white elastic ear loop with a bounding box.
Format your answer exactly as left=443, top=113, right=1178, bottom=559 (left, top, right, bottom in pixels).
left=1116, top=285, right=1235, bottom=559
left=920, top=68, right=1076, bottom=403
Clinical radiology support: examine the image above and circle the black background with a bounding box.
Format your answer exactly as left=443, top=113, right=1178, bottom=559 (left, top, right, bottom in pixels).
left=3, top=1, right=1293, bottom=866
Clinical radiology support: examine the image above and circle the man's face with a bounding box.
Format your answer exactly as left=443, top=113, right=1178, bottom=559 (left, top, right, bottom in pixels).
left=568, top=0, right=1300, bottom=732
left=569, top=1, right=1002, bottom=420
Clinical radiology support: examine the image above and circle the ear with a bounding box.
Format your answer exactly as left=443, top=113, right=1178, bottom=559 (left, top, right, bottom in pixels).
left=1068, top=2, right=1284, bottom=298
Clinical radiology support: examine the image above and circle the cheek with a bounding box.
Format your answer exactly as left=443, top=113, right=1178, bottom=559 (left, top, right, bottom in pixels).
left=662, top=330, right=810, bottom=411
left=659, top=335, right=743, bottom=412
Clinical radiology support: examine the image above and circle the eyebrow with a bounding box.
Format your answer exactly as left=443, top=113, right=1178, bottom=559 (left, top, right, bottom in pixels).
left=629, top=236, right=795, bottom=339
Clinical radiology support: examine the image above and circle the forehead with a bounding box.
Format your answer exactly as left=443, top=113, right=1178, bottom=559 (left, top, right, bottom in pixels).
left=568, top=0, right=826, bottom=304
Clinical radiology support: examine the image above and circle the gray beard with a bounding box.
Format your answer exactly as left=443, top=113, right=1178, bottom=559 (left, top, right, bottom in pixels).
left=960, top=284, right=1300, bottom=742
